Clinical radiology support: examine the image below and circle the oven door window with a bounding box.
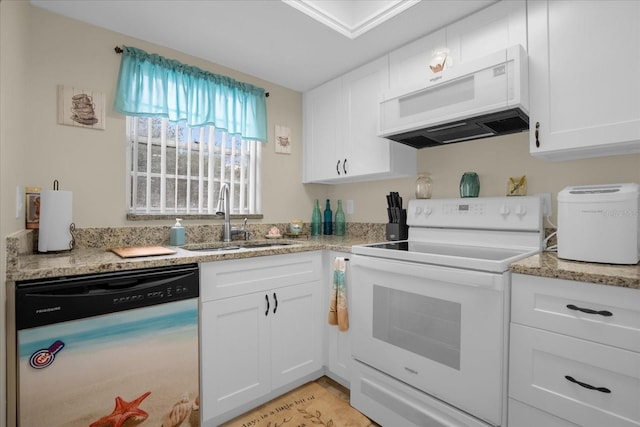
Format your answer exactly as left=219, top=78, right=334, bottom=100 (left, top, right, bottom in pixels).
left=373, top=286, right=461, bottom=370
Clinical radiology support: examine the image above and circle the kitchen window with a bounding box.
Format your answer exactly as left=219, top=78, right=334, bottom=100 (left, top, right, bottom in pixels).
left=127, top=116, right=261, bottom=216
left=114, top=45, right=268, bottom=218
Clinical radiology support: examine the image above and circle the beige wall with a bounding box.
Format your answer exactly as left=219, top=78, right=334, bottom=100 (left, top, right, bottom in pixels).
left=22, top=5, right=324, bottom=228
left=330, top=132, right=640, bottom=224
left=1, top=1, right=31, bottom=424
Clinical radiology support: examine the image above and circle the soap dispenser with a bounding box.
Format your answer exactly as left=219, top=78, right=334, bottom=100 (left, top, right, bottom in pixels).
left=170, top=218, right=185, bottom=246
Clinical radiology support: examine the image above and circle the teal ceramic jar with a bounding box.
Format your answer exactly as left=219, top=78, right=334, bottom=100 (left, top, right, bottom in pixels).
left=460, top=172, right=480, bottom=197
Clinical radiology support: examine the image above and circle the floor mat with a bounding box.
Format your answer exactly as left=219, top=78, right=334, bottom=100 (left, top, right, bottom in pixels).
left=221, top=380, right=371, bottom=427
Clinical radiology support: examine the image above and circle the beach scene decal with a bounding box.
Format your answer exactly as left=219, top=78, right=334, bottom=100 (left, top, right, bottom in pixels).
left=18, top=299, right=200, bottom=427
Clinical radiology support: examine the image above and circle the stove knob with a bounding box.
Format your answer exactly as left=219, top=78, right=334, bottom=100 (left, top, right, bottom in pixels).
left=499, top=205, right=511, bottom=217
left=424, top=207, right=432, bottom=216
left=515, top=204, right=527, bottom=217
left=415, top=206, right=423, bottom=216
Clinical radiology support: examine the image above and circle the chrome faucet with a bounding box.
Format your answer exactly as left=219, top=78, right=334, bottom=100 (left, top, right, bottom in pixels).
left=215, top=183, right=249, bottom=242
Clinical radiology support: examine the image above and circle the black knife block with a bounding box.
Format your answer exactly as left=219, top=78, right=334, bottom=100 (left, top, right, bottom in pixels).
left=386, top=209, right=408, bottom=241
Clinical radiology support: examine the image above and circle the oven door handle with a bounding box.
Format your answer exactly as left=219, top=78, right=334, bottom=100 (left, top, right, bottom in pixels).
left=352, top=255, right=505, bottom=291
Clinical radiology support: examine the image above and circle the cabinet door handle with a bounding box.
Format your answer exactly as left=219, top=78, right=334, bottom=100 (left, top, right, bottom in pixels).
left=565, top=375, right=611, bottom=394
left=566, top=304, right=612, bottom=317
left=265, top=294, right=270, bottom=316
left=535, top=121, right=540, bottom=147
left=336, top=160, right=341, bottom=175
left=343, top=158, right=348, bottom=174
left=273, top=292, right=278, bottom=314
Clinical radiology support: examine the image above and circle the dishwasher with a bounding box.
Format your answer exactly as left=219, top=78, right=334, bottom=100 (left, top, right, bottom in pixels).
left=10, top=264, right=200, bottom=427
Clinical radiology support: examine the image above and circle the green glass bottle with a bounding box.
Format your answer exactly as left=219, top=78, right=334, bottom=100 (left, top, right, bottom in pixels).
left=460, top=172, right=480, bottom=197
left=311, top=199, right=322, bottom=236
left=334, top=200, right=345, bottom=236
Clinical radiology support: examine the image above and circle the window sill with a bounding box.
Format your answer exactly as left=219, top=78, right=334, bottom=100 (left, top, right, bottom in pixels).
left=127, top=213, right=264, bottom=221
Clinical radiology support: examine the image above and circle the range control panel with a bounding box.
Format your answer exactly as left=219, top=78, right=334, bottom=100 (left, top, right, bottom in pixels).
left=407, top=196, right=543, bottom=231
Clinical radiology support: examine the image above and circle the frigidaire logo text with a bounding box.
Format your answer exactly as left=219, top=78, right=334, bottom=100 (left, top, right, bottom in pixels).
left=36, top=306, right=61, bottom=314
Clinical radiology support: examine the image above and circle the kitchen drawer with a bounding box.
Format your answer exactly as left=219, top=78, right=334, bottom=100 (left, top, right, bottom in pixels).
left=512, top=274, right=640, bottom=352
left=200, top=252, right=322, bottom=301
left=509, top=323, right=640, bottom=427
left=508, top=398, right=579, bottom=427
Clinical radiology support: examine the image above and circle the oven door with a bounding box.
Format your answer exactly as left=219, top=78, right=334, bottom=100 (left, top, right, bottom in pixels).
left=351, top=254, right=508, bottom=426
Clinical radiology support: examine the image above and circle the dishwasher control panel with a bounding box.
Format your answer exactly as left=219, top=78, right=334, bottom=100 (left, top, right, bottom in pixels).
left=15, top=264, right=199, bottom=330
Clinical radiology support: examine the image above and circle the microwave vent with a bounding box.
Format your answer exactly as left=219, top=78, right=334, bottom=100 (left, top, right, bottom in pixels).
left=386, top=108, right=529, bottom=149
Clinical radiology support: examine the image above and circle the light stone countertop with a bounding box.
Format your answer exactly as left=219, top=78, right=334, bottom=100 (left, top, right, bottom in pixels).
left=7, top=226, right=638, bottom=289
left=6, top=231, right=382, bottom=282
left=510, top=251, right=640, bottom=289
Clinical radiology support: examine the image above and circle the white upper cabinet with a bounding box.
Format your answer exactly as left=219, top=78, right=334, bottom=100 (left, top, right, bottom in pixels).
left=446, top=0, right=527, bottom=66
left=342, top=57, right=415, bottom=180
left=528, top=0, right=640, bottom=160
left=388, top=1, right=527, bottom=94
left=303, top=78, right=343, bottom=182
left=303, top=57, right=416, bottom=184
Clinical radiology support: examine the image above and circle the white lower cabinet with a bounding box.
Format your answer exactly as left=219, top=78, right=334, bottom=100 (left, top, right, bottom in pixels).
left=509, top=274, right=640, bottom=427
left=200, top=252, right=323, bottom=426
left=324, top=251, right=353, bottom=386
left=508, top=398, right=580, bottom=427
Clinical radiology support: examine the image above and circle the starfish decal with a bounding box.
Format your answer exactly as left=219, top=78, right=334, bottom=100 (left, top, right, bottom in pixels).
left=90, top=391, right=151, bottom=427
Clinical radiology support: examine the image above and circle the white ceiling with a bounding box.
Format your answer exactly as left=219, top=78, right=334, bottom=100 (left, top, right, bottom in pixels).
left=30, top=0, right=497, bottom=92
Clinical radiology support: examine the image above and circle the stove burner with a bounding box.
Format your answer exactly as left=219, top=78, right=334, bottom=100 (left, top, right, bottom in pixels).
left=368, top=241, right=408, bottom=251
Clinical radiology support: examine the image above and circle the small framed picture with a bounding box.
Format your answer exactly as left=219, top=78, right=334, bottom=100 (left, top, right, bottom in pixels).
left=275, top=124, right=291, bottom=154
left=57, top=85, right=105, bottom=130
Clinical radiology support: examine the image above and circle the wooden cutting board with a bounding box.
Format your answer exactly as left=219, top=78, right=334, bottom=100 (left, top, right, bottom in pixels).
left=110, top=245, right=177, bottom=258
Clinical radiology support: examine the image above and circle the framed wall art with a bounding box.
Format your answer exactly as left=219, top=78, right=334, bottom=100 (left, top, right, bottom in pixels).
left=57, top=85, right=105, bottom=130
left=275, top=124, right=291, bottom=154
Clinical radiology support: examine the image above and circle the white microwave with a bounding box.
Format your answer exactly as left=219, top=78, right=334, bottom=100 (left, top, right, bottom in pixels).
left=379, top=45, right=529, bottom=148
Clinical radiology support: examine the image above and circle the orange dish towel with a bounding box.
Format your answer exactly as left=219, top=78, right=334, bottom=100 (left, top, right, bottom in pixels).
left=328, top=257, right=349, bottom=331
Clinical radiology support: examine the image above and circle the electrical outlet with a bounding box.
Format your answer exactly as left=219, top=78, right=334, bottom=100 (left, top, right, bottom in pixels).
left=538, top=192, right=552, bottom=217
left=346, top=200, right=354, bottom=215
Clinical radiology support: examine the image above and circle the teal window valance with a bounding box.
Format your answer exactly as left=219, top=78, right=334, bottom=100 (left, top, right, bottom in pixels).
left=113, top=46, right=268, bottom=142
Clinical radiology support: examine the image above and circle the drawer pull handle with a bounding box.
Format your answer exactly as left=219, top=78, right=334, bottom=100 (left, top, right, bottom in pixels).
left=265, top=294, right=270, bottom=316
left=565, top=375, right=611, bottom=394
left=566, top=304, right=612, bottom=317
left=404, top=367, right=418, bottom=375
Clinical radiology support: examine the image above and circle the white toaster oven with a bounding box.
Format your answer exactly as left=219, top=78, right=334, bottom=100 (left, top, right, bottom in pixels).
left=557, top=183, right=639, bottom=264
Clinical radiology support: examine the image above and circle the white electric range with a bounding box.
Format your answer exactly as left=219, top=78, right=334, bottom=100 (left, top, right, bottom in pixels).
left=350, top=196, right=544, bottom=427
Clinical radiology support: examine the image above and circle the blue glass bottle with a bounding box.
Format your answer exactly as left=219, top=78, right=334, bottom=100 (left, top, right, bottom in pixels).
left=323, top=199, right=333, bottom=235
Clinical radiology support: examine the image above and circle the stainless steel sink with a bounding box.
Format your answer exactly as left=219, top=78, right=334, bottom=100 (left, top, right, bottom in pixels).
left=183, top=241, right=295, bottom=252
left=186, top=245, right=243, bottom=252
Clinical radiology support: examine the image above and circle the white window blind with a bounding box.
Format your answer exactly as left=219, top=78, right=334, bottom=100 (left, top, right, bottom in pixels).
left=127, top=117, right=261, bottom=215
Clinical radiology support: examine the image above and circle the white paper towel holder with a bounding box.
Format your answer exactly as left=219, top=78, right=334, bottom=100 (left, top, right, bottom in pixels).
left=38, top=180, right=75, bottom=252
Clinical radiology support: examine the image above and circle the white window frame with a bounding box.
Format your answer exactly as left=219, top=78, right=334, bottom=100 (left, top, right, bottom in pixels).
left=126, top=117, right=262, bottom=216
